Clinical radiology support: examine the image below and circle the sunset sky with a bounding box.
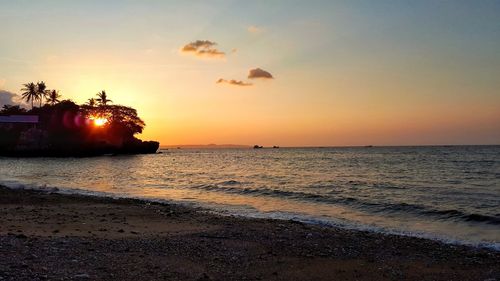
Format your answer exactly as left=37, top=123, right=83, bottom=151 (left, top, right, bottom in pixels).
left=1, top=1, right=499, bottom=146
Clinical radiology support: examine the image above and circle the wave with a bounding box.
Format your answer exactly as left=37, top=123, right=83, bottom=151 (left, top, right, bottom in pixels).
left=219, top=180, right=243, bottom=185
left=0, top=180, right=498, bottom=252
left=354, top=201, right=500, bottom=225
left=185, top=183, right=500, bottom=225
left=346, top=180, right=407, bottom=189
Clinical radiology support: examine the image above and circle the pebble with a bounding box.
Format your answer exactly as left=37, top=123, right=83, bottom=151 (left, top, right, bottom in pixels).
left=74, top=273, right=90, bottom=279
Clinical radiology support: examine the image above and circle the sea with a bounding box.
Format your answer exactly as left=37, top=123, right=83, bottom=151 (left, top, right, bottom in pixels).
left=1, top=146, right=499, bottom=249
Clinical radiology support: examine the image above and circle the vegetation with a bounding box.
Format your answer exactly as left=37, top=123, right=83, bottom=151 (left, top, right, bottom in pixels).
left=1, top=105, right=27, bottom=115
left=86, top=98, right=97, bottom=107
left=36, top=81, right=48, bottom=108
left=47, top=90, right=61, bottom=105
left=20, top=82, right=37, bottom=109
left=96, top=90, right=112, bottom=106
left=0, top=82, right=158, bottom=156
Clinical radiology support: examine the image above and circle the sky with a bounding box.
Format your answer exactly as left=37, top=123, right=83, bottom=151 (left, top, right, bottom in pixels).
left=1, top=0, right=499, bottom=146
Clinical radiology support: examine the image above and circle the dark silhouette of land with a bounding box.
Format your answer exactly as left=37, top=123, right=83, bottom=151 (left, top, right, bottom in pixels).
left=0, top=82, right=159, bottom=157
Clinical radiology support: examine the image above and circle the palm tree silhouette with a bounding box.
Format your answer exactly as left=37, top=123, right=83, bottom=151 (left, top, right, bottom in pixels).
left=86, top=98, right=97, bottom=107
left=96, top=90, right=112, bottom=106
left=36, top=81, right=48, bottom=107
left=47, top=90, right=61, bottom=105
left=21, top=82, right=38, bottom=109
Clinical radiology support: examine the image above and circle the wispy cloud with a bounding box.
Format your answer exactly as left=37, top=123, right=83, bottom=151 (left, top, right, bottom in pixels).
left=248, top=68, right=274, bottom=79
left=216, top=78, right=253, bottom=87
left=181, top=40, right=225, bottom=58
left=247, top=25, right=264, bottom=34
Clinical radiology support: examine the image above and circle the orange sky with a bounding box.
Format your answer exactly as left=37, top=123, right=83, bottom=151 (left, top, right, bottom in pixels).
left=1, top=1, right=499, bottom=146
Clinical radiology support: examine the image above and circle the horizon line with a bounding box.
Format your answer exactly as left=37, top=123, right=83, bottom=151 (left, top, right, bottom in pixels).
left=160, top=144, right=500, bottom=149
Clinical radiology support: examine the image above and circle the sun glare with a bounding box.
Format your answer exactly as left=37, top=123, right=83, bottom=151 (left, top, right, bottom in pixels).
left=94, top=118, right=108, bottom=127
left=89, top=115, right=108, bottom=127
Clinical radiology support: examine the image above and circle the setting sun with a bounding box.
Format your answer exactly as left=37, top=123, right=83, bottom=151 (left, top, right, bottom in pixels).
left=89, top=115, right=108, bottom=127
left=93, top=118, right=108, bottom=127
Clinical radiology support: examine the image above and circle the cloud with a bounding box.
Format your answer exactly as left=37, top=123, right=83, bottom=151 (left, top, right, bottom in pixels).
left=181, top=40, right=225, bottom=58
left=247, top=25, right=264, bottom=34
left=215, top=68, right=274, bottom=87
left=248, top=68, right=274, bottom=79
left=216, top=78, right=253, bottom=87
left=0, top=90, right=20, bottom=106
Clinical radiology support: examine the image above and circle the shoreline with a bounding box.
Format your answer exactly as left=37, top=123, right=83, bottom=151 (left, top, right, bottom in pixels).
left=1, top=186, right=499, bottom=280
left=3, top=182, right=498, bottom=252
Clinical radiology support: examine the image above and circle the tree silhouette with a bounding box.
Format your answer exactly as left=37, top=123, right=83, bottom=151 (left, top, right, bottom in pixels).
left=47, top=90, right=61, bottom=105
left=96, top=90, right=112, bottom=106
left=36, top=81, right=48, bottom=107
left=2, top=82, right=159, bottom=156
left=0, top=105, right=27, bottom=115
left=80, top=104, right=145, bottom=137
left=21, top=82, right=38, bottom=109
left=86, top=98, right=97, bottom=107
left=107, top=105, right=145, bottom=136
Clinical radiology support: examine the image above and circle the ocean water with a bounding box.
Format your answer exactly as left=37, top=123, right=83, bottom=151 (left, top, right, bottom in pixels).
left=0, top=146, right=499, bottom=249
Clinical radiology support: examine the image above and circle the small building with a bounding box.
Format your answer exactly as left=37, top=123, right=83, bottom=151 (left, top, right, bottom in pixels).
left=0, top=115, right=42, bottom=150
left=0, top=115, right=39, bottom=131
left=0, top=115, right=39, bottom=124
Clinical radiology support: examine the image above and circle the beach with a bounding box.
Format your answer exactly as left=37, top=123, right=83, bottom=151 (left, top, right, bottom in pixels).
left=2, top=1, right=499, bottom=280
left=0, top=186, right=498, bottom=281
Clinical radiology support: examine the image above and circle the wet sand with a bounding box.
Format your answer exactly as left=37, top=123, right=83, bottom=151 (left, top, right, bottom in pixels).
left=0, top=186, right=498, bottom=280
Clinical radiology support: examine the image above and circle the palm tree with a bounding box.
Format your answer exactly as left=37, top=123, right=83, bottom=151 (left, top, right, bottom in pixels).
left=86, top=98, right=97, bottom=107
left=47, top=90, right=61, bottom=105
left=96, top=90, right=112, bottom=106
left=36, top=81, right=48, bottom=107
left=21, top=82, right=38, bottom=109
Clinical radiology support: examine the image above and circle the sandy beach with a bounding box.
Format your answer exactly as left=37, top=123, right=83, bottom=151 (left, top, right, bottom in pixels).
left=0, top=186, right=498, bottom=281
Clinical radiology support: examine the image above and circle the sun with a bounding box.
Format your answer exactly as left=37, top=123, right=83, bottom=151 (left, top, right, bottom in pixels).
left=88, top=115, right=108, bottom=127
left=93, top=118, right=108, bottom=127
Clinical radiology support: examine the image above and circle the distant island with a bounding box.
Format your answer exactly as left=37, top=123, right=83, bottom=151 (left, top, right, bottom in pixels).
left=0, top=81, right=159, bottom=157
left=253, top=145, right=280, bottom=149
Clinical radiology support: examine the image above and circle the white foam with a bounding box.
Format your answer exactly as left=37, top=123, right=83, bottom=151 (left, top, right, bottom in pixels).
left=1, top=180, right=499, bottom=252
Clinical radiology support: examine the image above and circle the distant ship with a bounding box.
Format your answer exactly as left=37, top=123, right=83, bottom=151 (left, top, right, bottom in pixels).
left=272, top=146, right=280, bottom=149
left=253, top=145, right=263, bottom=149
